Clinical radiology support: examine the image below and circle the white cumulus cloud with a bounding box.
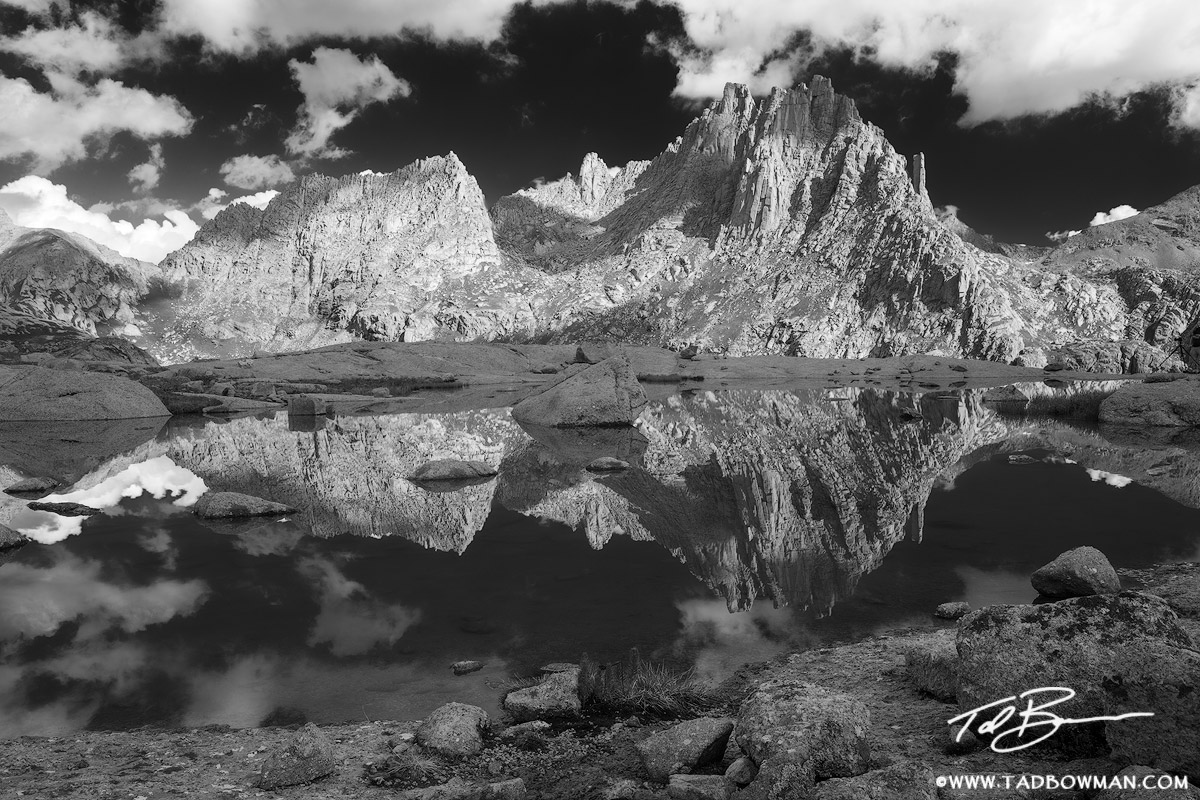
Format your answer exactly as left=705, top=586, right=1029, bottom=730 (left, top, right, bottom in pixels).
left=0, top=11, right=163, bottom=74
left=1089, top=204, right=1139, bottom=226
left=156, top=0, right=520, bottom=52
left=665, top=0, right=1200, bottom=128
left=219, top=153, right=295, bottom=190
left=0, top=72, right=192, bottom=171
left=196, top=187, right=278, bottom=220
left=0, top=175, right=199, bottom=263
left=127, top=143, right=165, bottom=192
left=285, top=47, right=410, bottom=159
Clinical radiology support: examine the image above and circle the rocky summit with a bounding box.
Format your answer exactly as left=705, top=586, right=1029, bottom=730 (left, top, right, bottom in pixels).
left=0, top=209, right=160, bottom=339
left=86, top=76, right=1197, bottom=372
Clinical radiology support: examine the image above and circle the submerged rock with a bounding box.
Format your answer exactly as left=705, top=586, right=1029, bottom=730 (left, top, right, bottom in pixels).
left=3, top=476, right=58, bottom=495
left=451, top=660, right=485, bottom=676
left=27, top=501, right=101, bottom=516
left=585, top=457, right=630, bottom=472
left=636, top=717, right=734, bottom=782
left=933, top=601, right=970, bottom=620
left=1031, top=546, right=1121, bottom=599
left=511, top=355, right=646, bottom=428
left=0, top=365, right=169, bottom=420
left=193, top=491, right=296, bottom=519
left=411, top=460, right=499, bottom=482
left=502, top=667, right=582, bottom=721
left=255, top=722, right=337, bottom=789
left=416, top=702, right=489, bottom=757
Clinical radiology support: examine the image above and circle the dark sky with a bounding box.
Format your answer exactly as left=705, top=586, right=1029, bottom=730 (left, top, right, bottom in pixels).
left=0, top=0, right=1198, bottom=261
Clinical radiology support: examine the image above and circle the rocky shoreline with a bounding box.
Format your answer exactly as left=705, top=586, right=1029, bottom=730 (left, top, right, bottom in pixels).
left=1, top=559, right=1196, bottom=800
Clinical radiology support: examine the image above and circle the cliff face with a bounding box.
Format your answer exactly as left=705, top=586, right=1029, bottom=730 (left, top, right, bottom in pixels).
left=136, top=78, right=1200, bottom=370
left=148, top=155, right=548, bottom=362
left=0, top=210, right=160, bottom=338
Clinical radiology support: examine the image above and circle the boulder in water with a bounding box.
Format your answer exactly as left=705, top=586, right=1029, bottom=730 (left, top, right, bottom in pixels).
left=511, top=355, right=646, bottom=428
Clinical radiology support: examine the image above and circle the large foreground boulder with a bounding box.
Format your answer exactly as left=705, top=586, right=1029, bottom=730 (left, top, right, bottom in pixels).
left=511, top=355, right=646, bottom=428
left=255, top=723, right=337, bottom=789
left=502, top=668, right=582, bottom=721
left=956, top=592, right=1193, bottom=755
left=0, top=365, right=169, bottom=420
left=1099, top=379, right=1200, bottom=427
left=1031, top=546, right=1121, bottom=599
left=636, top=717, right=734, bottom=782
left=813, top=761, right=939, bottom=800
left=1101, top=640, right=1200, bottom=780
left=416, top=702, right=489, bottom=757
left=734, top=680, right=870, bottom=797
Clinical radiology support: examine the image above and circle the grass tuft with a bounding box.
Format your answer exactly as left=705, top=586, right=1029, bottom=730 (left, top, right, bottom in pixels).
left=578, top=649, right=726, bottom=719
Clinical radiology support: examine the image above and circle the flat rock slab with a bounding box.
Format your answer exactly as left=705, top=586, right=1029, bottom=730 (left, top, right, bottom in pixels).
left=813, top=761, right=939, bottom=800
left=194, top=491, right=296, bottom=519
left=410, top=460, right=498, bottom=482
left=3, top=476, right=58, bottom=495
left=511, top=355, right=647, bottom=428
left=637, top=717, right=734, bottom=782
left=27, top=501, right=101, bottom=516
left=0, top=365, right=169, bottom=420
left=903, top=632, right=958, bottom=702
left=666, top=774, right=733, bottom=800
left=1100, top=379, right=1200, bottom=426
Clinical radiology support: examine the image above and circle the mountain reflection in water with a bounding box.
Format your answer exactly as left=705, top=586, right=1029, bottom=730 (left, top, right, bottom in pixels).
left=1, top=386, right=1199, bottom=736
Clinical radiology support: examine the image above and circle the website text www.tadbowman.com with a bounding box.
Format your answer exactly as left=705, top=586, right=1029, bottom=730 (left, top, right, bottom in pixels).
left=934, top=774, right=1189, bottom=792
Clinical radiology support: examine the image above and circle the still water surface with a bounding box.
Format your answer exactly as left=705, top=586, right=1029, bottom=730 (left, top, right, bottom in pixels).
left=1, top=387, right=1197, bottom=736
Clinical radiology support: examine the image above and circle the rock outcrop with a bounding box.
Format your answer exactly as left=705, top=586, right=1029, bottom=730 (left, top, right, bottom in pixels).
left=510, top=355, right=647, bottom=427
left=148, top=154, right=537, bottom=362
left=955, top=592, right=1193, bottom=754
left=0, top=210, right=160, bottom=339
left=135, top=77, right=1200, bottom=372
left=0, top=365, right=170, bottom=420
left=1100, top=378, right=1200, bottom=426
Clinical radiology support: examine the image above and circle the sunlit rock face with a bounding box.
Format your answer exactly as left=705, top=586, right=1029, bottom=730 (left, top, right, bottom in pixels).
left=147, top=154, right=545, bottom=362
left=141, top=78, right=1200, bottom=370
left=0, top=210, right=159, bottom=338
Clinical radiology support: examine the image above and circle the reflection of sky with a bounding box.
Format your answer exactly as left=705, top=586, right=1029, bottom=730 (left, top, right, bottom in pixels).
left=672, top=599, right=814, bottom=684
left=0, top=552, right=208, bottom=640
left=954, top=565, right=1036, bottom=609
left=301, top=556, right=423, bottom=657
left=1086, top=468, right=1133, bottom=488
left=9, top=456, right=207, bottom=544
